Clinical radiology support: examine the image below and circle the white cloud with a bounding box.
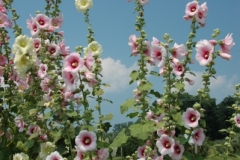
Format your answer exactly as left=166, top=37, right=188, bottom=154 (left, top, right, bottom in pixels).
left=101, top=57, right=154, bottom=93
left=184, top=71, right=239, bottom=102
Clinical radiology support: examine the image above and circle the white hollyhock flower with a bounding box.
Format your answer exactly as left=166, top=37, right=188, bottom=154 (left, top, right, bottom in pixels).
left=39, top=142, right=56, bottom=159
left=75, top=130, right=97, bottom=152
left=12, top=35, right=34, bottom=54
left=46, top=151, right=64, bottom=160
left=75, top=0, right=93, bottom=12
left=13, top=153, right=29, bottom=160
left=87, top=41, right=103, bottom=56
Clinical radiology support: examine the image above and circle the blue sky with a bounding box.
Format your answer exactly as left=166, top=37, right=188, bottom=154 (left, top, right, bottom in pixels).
left=11, top=1, right=240, bottom=126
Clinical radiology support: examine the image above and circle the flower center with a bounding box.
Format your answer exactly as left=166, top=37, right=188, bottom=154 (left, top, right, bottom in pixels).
left=91, top=46, right=97, bottom=52
left=237, top=119, right=240, bottom=124
left=191, top=6, right=196, bottom=12
left=35, top=43, right=39, bottom=48
left=178, top=65, right=182, bottom=71
left=198, top=12, right=203, bottom=19
left=38, top=19, right=45, bottom=25
left=164, top=141, right=171, bottom=148
left=203, top=51, right=209, bottom=60
left=84, top=137, right=91, bottom=145
left=71, top=62, right=78, bottom=68
left=33, top=25, right=37, bottom=32
left=81, top=1, right=87, bottom=6
left=190, top=115, right=196, bottom=122
left=174, top=145, right=181, bottom=154
left=50, top=48, right=56, bottom=54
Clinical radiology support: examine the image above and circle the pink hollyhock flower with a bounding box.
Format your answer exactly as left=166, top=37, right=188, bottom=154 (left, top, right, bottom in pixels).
left=75, top=130, right=97, bottom=152
left=35, top=14, right=50, bottom=29
left=155, top=155, right=164, bottom=160
left=59, top=39, right=70, bottom=57
left=49, top=14, right=63, bottom=31
left=182, top=108, right=200, bottom=129
left=83, top=71, right=98, bottom=87
left=138, top=0, right=149, bottom=6
left=38, top=64, right=48, bottom=79
left=97, top=148, right=109, bottom=160
left=0, top=12, right=11, bottom=28
left=159, top=66, right=166, bottom=75
left=151, top=37, right=161, bottom=46
left=0, top=55, right=7, bottom=66
left=62, top=70, right=78, bottom=91
left=5, top=130, right=12, bottom=140
left=169, top=141, right=185, bottom=160
left=185, top=1, right=199, bottom=17
left=27, top=16, right=40, bottom=37
left=185, top=78, right=195, bottom=85
left=48, top=43, right=60, bottom=57
left=192, top=128, right=205, bottom=146
left=40, top=134, right=48, bottom=141
left=84, top=52, right=95, bottom=71
left=27, top=125, right=41, bottom=135
left=234, top=114, right=240, bottom=128
left=137, top=146, right=147, bottom=159
left=195, top=40, right=214, bottom=66
left=33, top=38, right=41, bottom=52
left=172, top=43, right=187, bottom=59
left=146, top=110, right=154, bottom=120
left=40, top=76, right=51, bottom=92
left=209, top=40, right=217, bottom=46
left=15, top=79, right=29, bottom=92
left=156, top=134, right=174, bottom=155
left=63, top=53, right=84, bottom=73
left=128, top=34, right=138, bottom=56
left=74, top=146, right=84, bottom=160
left=219, top=52, right=232, bottom=60
left=151, top=45, right=167, bottom=67
left=14, top=115, right=25, bottom=132
left=143, top=40, right=151, bottom=57
left=220, top=33, right=235, bottom=59
left=157, top=127, right=175, bottom=137
left=0, top=2, right=6, bottom=13
left=172, top=62, right=184, bottom=76
left=46, top=151, right=64, bottom=160
left=195, top=2, right=208, bottom=27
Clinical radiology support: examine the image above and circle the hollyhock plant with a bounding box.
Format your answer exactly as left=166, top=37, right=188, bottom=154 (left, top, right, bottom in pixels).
left=151, top=37, right=161, bottom=46
left=97, top=148, right=109, bottom=160
left=0, top=12, right=12, bottom=28
left=172, top=62, right=184, bottom=76
left=33, top=38, right=41, bottom=52
left=138, top=0, right=149, bottom=6
left=169, top=141, right=184, bottom=160
left=195, top=2, right=208, bottom=27
left=151, top=44, right=167, bottom=67
left=185, top=77, right=195, bottom=85
left=156, top=134, right=174, bottom=155
left=75, top=130, right=97, bottom=152
left=47, top=43, right=60, bottom=57
left=27, top=125, right=41, bottom=135
left=220, top=33, right=235, bottom=54
left=38, top=64, right=48, bottom=79
left=128, top=34, right=139, bottom=56
left=35, top=14, right=50, bottom=29
left=14, top=115, right=25, bottom=132
left=12, top=35, right=34, bottom=54
left=137, top=145, right=147, bottom=159
left=49, top=13, right=63, bottom=31
left=62, top=70, right=78, bottom=91
left=13, top=153, right=29, bottom=160
left=27, top=16, right=40, bottom=37
left=63, top=52, right=84, bottom=73
left=157, top=127, right=175, bottom=137
left=182, top=108, right=200, bottom=129
left=74, top=146, right=84, bottom=160
left=59, top=39, right=70, bottom=57
left=84, top=52, right=95, bottom=71
left=39, top=142, right=56, bottom=159
left=46, top=151, right=64, bottom=160
left=195, top=39, right=214, bottom=66
left=171, top=43, right=187, bottom=59
left=185, top=1, right=199, bottom=17
left=192, top=128, right=205, bottom=146
left=234, top=114, right=240, bottom=127
left=75, top=0, right=93, bottom=12
left=86, top=41, right=103, bottom=56
left=0, top=55, right=7, bottom=66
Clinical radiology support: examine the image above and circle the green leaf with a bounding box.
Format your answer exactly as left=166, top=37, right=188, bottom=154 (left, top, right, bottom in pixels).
left=207, top=146, right=218, bottom=157
left=102, top=114, right=113, bottom=121
left=44, top=112, right=52, bottom=120
left=149, top=71, right=160, bottom=77
left=120, top=99, right=136, bottom=114
left=102, top=98, right=113, bottom=104
left=138, top=81, right=153, bottom=91
left=172, top=112, right=184, bottom=126
left=130, top=70, right=139, bottom=81
left=149, top=89, right=161, bottom=98
left=37, top=100, right=45, bottom=106
left=218, top=129, right=228, bottom=133
left=179, top=136, right=188, bottom=145
left=175, top=82, right=185, bottom=90
left=189, top=71, right=196, bottom=76
left=126, top=112, right=138, bottom=118
left=102, top=122, right=112, bottom=133
left=97, top=141, right=109, bottom=148
left=95, top=89, right=104, bottom=96
left=67, top=111, right=78, bottom=117
left=28, top=132, right=39, bottom=140
left=23, top=140, right=34, bottom=151
left=129, top=121, right=155, bottom=140
left=50, top=130, right=62, bottom=143
left=110, top=128, right=128, bottom=148
left=200, top=119, right=206, bottom=128
left=183, top=151, right=192, bottom=160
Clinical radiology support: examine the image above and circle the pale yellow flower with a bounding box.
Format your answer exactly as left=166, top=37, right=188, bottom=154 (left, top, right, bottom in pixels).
left=75, top=0, right=93, bottom=12
left=12, top=35, right=34, bottom=54
left=39, top=142, right=56, bottom=159
left=87, top=41, right=103, bottom=56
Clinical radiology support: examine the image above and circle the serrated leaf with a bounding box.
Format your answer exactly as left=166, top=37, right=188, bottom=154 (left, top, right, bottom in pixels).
left=67, top=111, right=78, bottom=117
left=129, top=121, right=155, bottom=140
left=138, top=81, right=153, bottom=91
left=172, top=112, right=184, bottom=126
left=37, top=100, right=45, bottom=106
left=175, top=82, right=185, bottom=90
left=102, top=114, right=113, bottom=121
left=154, top=122, right=164, bottom=130
left=126, top=112, right=138, bottom=118
left=179, top=136, right=188, bottom=145
left=97, top=141, right=109, bottom=148
left=130, top=70, right=139, bottom=81
left=120, top=99, right=136, bottom=114
left=95, top=89, right=104, bottom=96
left=149, top=71, right=160, bottom=77
left=110, top=128, right=128, bottom=148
